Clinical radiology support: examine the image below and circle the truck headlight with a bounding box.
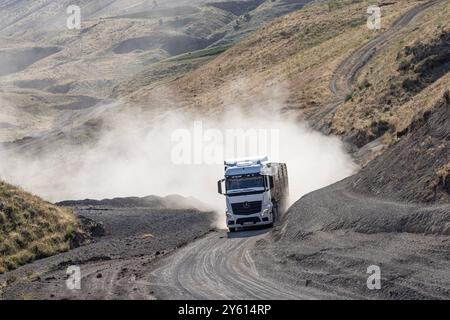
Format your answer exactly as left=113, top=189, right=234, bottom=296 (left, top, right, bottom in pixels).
left=262, top=208, right=270, bottom=216
left=226, top=212, right=233, bottom=219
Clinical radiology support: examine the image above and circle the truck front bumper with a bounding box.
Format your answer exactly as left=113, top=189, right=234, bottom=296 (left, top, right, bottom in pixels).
left=227, top=214, right=272, bottom=228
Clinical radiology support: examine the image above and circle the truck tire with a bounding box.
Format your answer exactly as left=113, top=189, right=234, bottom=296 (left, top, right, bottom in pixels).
left=229, top=227, right=236, bottom=233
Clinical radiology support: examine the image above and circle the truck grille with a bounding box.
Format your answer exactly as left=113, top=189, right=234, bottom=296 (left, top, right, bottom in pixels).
left=231, top=201, right=262, bottom=215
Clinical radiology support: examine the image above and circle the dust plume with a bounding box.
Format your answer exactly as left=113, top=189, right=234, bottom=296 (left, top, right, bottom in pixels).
left=0, top=85, right=357, bottom=229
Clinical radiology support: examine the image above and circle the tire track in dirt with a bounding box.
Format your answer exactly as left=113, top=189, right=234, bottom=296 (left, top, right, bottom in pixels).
left=144, top=1, right=445, bottom=300
left=2, top=1, right=444, bottom=301
left=146, top=230, right=338, bottom=299
left=309, top=0, right=444, bottom=131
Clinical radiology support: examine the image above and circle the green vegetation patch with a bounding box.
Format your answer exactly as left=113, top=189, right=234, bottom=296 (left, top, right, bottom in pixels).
left=168, top=45, right=231, bottom=62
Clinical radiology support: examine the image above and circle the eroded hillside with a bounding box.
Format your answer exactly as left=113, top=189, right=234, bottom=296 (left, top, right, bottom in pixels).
left=0, top=0, right=449, bottom=299
left=0, top=0, right=317, bottom=274
left=127, top=0, right=449, bottom=203
left=0, top=0, right=312, bottom=141
left=0, top=182, right=84, bottom=274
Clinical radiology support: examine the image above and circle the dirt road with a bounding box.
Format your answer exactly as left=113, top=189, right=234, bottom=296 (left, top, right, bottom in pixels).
left=0, top=205, right=215, bottom=300
left=310, top=0, right=445, bottom=131
left=145, top=230, right=339, bottom=300
left=140, top=0, right=449, bottom=301
left=1, top=1, right=447, bottom=301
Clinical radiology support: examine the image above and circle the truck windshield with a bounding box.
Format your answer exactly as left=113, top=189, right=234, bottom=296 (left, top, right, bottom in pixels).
left=226, top=176, right=264, bottom=191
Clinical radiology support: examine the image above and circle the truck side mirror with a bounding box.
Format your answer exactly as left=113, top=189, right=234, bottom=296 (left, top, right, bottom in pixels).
left=217, top=179, right=225, bottom=195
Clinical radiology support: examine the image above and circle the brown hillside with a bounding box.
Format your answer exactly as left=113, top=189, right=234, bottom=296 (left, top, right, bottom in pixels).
left=127, top=0, right=449, bottom=202
left=0, top=181, right=84, bottom=273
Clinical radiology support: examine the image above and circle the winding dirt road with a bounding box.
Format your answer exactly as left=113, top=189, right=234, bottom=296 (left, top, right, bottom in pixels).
left=1, top=0, right=445, bottom=301
left=330, top=0, right=443, bottom=97
left=309, top=0, right=444, bottom=130
left=145, top=230, right=338, bottom=300
left=142, top=0, right=445, bottom=300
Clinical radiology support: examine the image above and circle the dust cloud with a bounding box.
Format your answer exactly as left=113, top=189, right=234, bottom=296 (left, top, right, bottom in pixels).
left=0, top=86, right=357, bottom=229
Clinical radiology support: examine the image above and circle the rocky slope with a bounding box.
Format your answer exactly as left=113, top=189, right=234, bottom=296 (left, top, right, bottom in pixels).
left=0, top=201, right=215, bottom=300
left=0, top=0, right=449, bottom=300
left=128, top=0, right=450, bottom=203
left=0, top=181, right=85, bottom=274
left=0, top=0, right=316, bottom=276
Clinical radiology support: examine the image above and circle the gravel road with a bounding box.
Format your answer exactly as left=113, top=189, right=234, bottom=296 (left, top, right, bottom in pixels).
left=0, top=205, right=215, bottom=300
left=1, top=0, right=448, bottom=301
left=144, top=229, right=339, bottom=300
left=138, top=0, right=449, bottom=300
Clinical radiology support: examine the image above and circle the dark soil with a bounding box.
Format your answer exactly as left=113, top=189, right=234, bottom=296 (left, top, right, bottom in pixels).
left=0, top=203, right=215, bottom=300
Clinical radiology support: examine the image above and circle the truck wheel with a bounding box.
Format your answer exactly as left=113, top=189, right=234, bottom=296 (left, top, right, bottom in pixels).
left=229, top=227, right=236, bottom=233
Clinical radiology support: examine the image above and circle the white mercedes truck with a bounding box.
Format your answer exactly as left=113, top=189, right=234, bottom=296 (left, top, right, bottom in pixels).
left=217, top=156, right=289, bottom=232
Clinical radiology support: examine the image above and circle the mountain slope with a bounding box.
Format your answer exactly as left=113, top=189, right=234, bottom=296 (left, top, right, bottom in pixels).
left=0, top=0, right=314, bottom=142
left=128, top=0, right=449, bottom=202
left=0, top=0, right=448, bottom=299
left=0, top=181, right=84, bottom=273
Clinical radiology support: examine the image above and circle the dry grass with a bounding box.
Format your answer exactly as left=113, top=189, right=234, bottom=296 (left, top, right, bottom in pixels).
left=437, top=162, right=450, bottom=188
left=126, top=0, right=450, bottom=168
left=332, top=0, right=450, bottom=143
left=0, top=181, right=82, bottom=273
left=129, top=1, right=428, bottom=119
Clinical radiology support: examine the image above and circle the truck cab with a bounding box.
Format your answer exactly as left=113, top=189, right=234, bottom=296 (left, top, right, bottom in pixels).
left=217, top=156, right=289, bottom=232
